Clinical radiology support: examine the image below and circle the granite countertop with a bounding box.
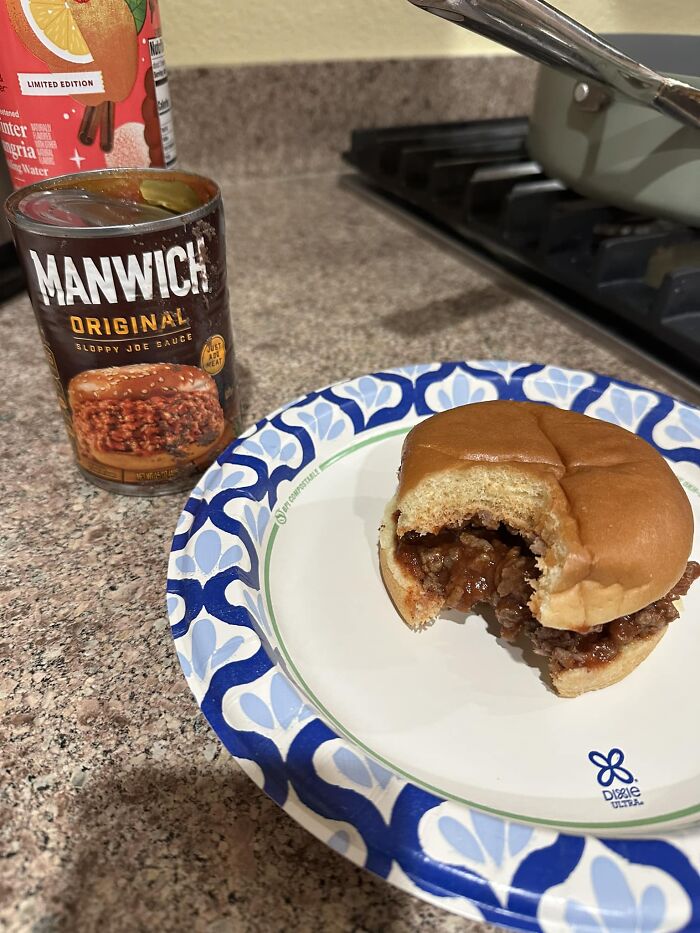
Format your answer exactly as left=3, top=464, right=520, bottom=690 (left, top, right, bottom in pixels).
left=1, top=58, right=695, bottom=933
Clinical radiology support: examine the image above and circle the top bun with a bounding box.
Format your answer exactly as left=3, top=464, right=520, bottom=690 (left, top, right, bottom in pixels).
left=68, top=363, right=217, bottom=403
left=395, top=400, right=693, bottom=631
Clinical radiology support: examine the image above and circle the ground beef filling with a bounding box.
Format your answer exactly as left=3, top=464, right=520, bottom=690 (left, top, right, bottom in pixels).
left=396, top=518, right=700, bottom=674
left=73, top=393, right=224, bottom=457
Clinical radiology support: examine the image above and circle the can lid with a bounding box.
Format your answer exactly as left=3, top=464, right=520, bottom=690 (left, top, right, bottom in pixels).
left=5, top=168, right=220, bottom=238
left=19, top=189, right=178, bottom=229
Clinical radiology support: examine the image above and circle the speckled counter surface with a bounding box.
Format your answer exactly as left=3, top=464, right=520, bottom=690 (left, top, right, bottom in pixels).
left=1, top=58, right=696, bottom=933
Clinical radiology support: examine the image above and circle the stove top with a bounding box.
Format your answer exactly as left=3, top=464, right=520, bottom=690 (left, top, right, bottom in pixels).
left=344, top=117, right=699, bottom=392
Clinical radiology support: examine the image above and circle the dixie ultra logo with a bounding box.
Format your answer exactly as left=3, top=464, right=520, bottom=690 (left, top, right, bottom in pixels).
left=588, top=748, right=644, bottom=809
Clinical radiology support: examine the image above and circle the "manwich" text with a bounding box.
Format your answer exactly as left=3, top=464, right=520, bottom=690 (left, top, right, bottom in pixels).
left=29, top=237, right=210, bottom=306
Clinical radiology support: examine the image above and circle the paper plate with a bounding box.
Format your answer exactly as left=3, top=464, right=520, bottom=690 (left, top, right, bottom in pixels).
left=167, top=361, right=700, bottom=931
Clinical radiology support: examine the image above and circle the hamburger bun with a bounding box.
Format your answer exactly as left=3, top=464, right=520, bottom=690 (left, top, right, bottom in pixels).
left=68, top=362, right=217, bottom=403
left=379, top=400, right=695, bottom=696
left=553, top=627, right=668, bottom=698
left=68, top=363, right=225, bottom=472
left=73, top=434, right=225, bottom=473
left=379, top=498, right=442, bottom=629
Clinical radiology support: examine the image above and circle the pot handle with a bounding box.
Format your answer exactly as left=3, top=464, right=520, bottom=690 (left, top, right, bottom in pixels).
left=407, top=0, right=700, bottom=130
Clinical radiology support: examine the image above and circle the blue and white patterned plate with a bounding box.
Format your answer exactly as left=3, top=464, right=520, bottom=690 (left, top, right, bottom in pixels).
left=168, top=362, right=700, bottom=931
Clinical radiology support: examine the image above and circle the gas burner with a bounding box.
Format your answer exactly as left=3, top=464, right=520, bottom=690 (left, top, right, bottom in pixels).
left=345, top=117, right=699, bottom=388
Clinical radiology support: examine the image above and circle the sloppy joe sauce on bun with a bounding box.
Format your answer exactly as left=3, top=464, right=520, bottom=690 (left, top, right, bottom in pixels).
left=68, top=363, right=225, bottom=472
left=379, top=400, right=699, bottom=697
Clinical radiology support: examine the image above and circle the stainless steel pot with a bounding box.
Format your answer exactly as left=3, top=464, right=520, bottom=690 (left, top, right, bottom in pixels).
left=406, top=1, right=700, bottom=226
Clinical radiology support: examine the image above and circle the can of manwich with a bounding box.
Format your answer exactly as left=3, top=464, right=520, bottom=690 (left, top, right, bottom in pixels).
left=5, top=168, right=239, bottom=495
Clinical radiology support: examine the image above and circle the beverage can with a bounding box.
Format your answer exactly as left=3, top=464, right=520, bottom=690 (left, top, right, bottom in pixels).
left=5, top=168, right=239, bottom=496
left=0, top=0, right=176, bottom=188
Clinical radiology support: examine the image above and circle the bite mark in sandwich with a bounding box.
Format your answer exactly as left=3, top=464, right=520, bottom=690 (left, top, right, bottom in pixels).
left=379, top=401, right=699, bottom=697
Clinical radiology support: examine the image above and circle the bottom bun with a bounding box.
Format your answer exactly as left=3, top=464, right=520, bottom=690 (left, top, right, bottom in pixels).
left=80, top=432, right=225, bottom=473
left=378, top=500, right=672, bottom=697
left=551, top=627, right=667, bottom=698
left=379, top=497, right=442, bottom=630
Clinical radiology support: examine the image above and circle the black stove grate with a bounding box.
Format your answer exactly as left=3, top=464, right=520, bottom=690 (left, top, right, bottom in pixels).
left=345, top=117, right=699, bottom=386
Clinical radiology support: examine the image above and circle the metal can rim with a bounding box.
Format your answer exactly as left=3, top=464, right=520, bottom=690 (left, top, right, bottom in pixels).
left=4, top=167, right=222, bottom=239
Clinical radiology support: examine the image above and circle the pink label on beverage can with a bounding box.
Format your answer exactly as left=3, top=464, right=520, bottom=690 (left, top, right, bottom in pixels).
left=0, top=0, right=176, bottom=188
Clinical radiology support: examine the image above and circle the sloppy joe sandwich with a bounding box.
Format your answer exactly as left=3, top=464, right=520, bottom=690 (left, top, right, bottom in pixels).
left=68, top=362, right=225, bottom=472
left=379, top=400, right=699, bottom=697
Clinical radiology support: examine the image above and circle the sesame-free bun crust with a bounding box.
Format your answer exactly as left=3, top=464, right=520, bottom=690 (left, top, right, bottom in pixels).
left=552, top=628, right=667, bottom=698
left=379, top=500, right=675, bottom=697
left=390, top=401, right=693, bottom=632
left=76, top=433, right=225, bottom=473
left=379, top=498, right=442, bottom=630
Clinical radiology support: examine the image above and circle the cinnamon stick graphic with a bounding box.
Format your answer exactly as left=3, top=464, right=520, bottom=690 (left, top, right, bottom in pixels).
left=99, top=101, right=115, bottom=153
left=78, top=105, right=100, bottom=146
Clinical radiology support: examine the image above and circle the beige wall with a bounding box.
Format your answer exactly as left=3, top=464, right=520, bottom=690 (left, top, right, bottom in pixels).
left=161, top=0, right=700, bottom=67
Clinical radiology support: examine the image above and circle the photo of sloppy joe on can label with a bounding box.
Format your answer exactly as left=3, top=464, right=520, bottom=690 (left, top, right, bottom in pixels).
left=68, top=363, right=226, bottom=474
left=5, top=169, right=239, bottom=495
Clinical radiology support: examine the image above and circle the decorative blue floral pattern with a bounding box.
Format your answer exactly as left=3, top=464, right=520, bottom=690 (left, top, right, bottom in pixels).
left=295, top=401, right=346, bottom=441
left=239, top=428, right=298, bottom=464
left=672, top=407, right=700, bottom=445
left=522, top=365, right=596, bottom=408
left=168, top=362, right=700, bottom=932
left=565, top=856, right=667, bottom=933
left=343, top=375, right=394, bottom=410
left=470, top=359, right=530, bottom=382
left=394, top=363, right=439, bottom=379
left=242, top=590, right=270, bottom=635
left=542, top=843, right=692, bottom=932
left=655, top=403, right=700, bottom=452
left=587, top=385, right=657, bottom=432
left=237, top=672, right=314, bottom=731
left=423, top=367, right=498, bottom=412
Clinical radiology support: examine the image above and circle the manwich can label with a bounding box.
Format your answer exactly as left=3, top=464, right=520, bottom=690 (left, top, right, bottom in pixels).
left=5, top=168, right=238, bottom=495
left=0, top=0, right=176, bottom=188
